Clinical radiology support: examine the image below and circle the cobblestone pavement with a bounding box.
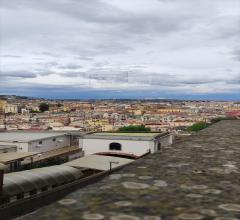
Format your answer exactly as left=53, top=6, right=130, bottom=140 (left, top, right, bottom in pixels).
left=21, top=120, right=240, bottom=220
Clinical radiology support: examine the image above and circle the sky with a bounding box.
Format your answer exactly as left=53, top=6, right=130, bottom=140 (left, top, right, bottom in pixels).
left=0, top=0, right=239, bottom=100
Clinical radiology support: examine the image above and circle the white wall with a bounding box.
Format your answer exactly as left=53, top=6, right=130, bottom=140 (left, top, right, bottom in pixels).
left=82, top=139, right=152, bottom=157
left=29, top=135, right=70, bottom=152
left=82, top=134, right=173, bottom=157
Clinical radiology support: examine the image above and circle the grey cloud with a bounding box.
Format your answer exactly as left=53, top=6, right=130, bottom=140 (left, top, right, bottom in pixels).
left=75, top=55, right=93, bottom=61
left=44, top=62, right=59, bottom=68
left=0, top=0, right=239, bottom=96
left=233, top=49, right=240, bottom=61
left=60, top=64, right=82, bottom=70
left=0, top=71, right=36, bottom=78
left=0, top=54, right=22, bottom=58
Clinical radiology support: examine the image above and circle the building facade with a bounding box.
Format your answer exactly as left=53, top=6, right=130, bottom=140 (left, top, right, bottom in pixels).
left=80, top=132, right=172, bottom=158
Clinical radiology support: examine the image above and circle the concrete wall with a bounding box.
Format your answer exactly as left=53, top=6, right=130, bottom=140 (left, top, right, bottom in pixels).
left=151, top=134, right=172, bottom=152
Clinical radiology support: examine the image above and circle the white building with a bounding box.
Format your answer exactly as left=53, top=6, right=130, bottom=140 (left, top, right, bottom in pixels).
left=0, top=132, right=71, bottom=152
left=5, top=104, right=18, bottom=114
left=80, top=132, right=172, bottom=158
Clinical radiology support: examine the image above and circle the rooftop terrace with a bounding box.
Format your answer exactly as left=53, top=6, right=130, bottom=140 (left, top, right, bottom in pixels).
left=22, top=120, right=240, bottom=220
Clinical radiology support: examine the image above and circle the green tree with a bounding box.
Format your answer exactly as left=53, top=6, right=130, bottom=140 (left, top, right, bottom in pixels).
left=118, top=125, right=151, bottom=132
left=187, top=122, right=209, bottom=132
left=39, top=102, right=49, bottom=112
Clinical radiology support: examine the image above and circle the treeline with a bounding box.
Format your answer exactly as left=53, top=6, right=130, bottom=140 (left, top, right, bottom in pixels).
left=187, top=116, right=236, bottom=132
left=118, top=125, right=151, bottom=132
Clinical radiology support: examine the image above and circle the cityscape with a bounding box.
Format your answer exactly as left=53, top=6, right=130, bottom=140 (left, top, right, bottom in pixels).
left=0, top=0, right=240, bottom=219
left=1, top=95, right=240, bottom=133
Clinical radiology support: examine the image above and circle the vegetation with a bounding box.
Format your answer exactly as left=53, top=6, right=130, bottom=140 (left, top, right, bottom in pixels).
left=56, top=102, right=63, bottom=107
left=30, top=109, right=41, bottom=113
left=187, top=122, right=209, bottom=132
left=118, top=125, right=151, bottom=132
left=187, top=116, right=236, bottom=132
left=39, top=102, right=49, bottom=112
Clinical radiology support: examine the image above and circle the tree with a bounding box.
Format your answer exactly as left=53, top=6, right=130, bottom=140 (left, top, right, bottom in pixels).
left=57, top=102, right=63, bottom=107
left=118, top=125, right=151, bottom=132
left=39, top=102, right=49, bottom=112
left=187, top=122, right=209, bottom=132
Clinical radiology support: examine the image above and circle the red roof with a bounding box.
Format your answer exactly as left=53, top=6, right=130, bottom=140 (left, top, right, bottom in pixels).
left=226, top=111, right=240, bottom=117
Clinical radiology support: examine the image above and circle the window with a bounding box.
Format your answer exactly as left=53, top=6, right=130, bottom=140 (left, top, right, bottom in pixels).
left=38, top=140, right=42, bottom=145
left=109, top=142, right=122, bottom=151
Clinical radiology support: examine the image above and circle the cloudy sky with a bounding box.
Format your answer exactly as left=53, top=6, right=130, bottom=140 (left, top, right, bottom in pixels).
left=0, top=0, right=239, bottom=100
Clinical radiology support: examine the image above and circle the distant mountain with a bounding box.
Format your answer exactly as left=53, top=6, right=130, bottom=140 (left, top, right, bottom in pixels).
left=0, top=95, right=29, bottom=100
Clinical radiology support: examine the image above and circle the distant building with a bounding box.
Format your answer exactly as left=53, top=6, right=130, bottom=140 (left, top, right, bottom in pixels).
left=0, top=100, right=7, bottom=114
left=80, top=132, right=172, bottom=158
left=5, top=104, right=18, bottom=114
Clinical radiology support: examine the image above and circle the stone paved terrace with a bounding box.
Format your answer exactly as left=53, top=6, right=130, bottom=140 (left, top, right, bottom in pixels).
left=22, top=120, right=240, bottom=220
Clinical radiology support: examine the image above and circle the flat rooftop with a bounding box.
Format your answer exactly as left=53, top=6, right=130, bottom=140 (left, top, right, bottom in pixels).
left=0, top=152, right=39, bottom=163
left=93, top=132, right=161, bottom=137
left=0, top=132, right=67, bottom=143
left=16, top=120, right=240, bottom=219
left=64, top=154, right=134, bottom=171
left=84, top=132, right=167, bottom=141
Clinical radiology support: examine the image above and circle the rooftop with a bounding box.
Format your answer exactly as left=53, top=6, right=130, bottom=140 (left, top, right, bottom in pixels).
left=0, top=131, right=67, bottom=143
left=64, top=154, right=134, bottom=171
left=17, top=120, right=240, bottom=219
left=0, top=152, right=39, bottom=163
left=93, top=132, right=161, bottom=137
left=3, top=165, right=83, bottom=198
left=84, top=132, right=167, bottom=141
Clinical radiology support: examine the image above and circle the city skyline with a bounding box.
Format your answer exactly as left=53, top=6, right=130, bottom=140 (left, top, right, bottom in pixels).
left=0, top=0, right=239, bottom=99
